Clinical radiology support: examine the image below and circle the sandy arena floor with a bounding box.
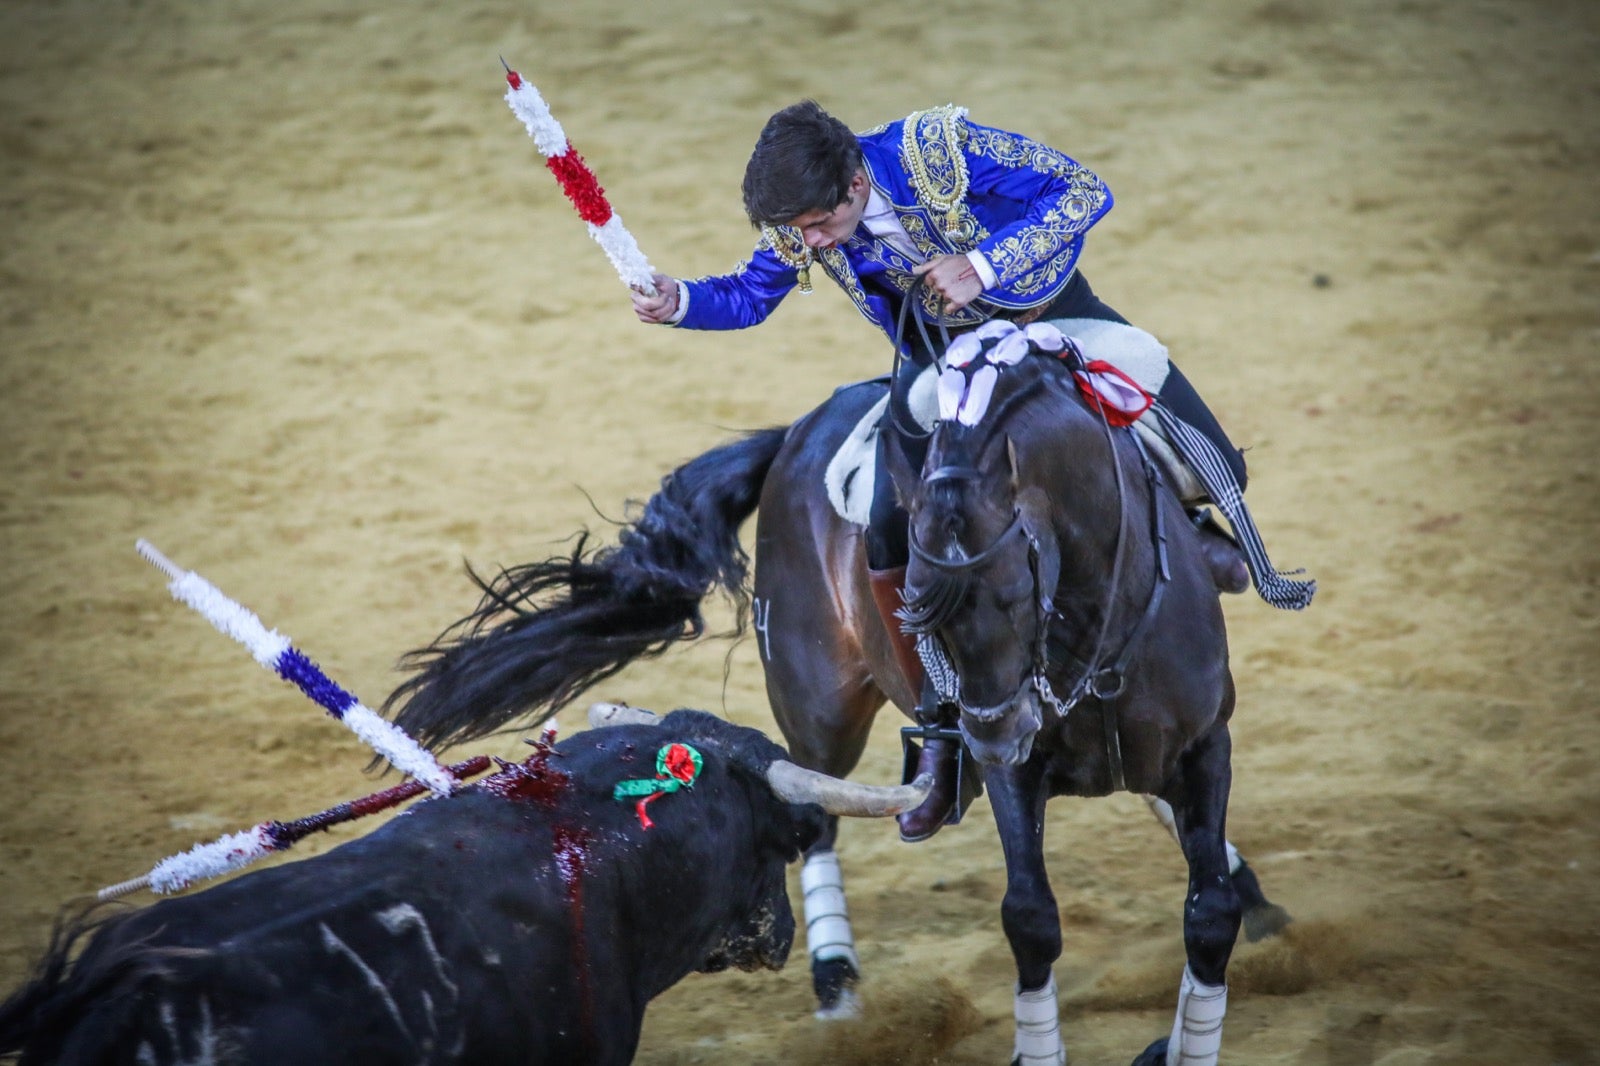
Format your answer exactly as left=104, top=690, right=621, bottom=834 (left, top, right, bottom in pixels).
left=1, top=1, right=1596, bottom=1062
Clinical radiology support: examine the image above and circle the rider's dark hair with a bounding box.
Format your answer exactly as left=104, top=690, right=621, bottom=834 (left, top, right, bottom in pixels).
left=741, top=100, right=863, bottom=226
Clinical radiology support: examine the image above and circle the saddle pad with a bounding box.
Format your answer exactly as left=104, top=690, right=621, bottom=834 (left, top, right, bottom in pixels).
left=825, top=393, right=886, bottom=527
left=821, top=352, right=1204, bottom=525
left=1133, top=415, right=1205, bottom=501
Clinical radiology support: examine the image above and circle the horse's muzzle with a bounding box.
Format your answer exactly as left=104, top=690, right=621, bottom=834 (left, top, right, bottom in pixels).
left=958, top=688, right=1042, bottom=766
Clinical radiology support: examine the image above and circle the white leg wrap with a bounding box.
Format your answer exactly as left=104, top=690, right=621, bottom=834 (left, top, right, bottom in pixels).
left=801, top=851, right=859, bottom=970
left=1012, top=973, right=1065, bottom=1066
left=1145, top=794, right=1179, bottom=841
left=1166, top=965, right=1227, bottom=1066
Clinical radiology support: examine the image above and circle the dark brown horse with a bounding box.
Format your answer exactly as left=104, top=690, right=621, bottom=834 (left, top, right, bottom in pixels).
left=385, top=342, right=1288, bottom=1064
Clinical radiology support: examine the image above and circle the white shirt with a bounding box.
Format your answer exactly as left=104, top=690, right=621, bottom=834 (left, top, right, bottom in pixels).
left=861, top=188, right=998, bottom=288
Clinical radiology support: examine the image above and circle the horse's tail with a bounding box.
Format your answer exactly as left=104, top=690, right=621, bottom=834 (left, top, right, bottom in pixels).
left=385, top=426, right=790, bottom=752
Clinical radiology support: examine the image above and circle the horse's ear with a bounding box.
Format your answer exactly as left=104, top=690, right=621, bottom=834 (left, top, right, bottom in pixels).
left=1016, top=485, right=1061, bottom=610
left=1007, top=436, right=1021, bottom=494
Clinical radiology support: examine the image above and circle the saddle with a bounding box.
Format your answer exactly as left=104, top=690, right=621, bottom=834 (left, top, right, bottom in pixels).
left=823, top=360, right=1204, bottom=528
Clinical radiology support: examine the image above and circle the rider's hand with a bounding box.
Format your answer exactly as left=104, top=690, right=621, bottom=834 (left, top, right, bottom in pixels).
left=632, top=274, right=682, bottom=324
left=913, top=254, right=986, bottom=314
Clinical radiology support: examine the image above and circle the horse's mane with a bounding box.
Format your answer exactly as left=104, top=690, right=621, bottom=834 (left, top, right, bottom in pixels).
left=900, top=353, right=1099, bottom=634
left=920, top=352, right=1096, bottom=522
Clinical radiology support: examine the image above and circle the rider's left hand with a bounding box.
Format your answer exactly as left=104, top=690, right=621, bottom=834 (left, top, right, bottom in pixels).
left=913, top=254, right=985, bottom=314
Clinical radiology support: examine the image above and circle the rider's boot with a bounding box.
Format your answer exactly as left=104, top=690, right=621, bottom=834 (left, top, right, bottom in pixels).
left=1189, top=507, right=1250, bottom=594
left=897, top=702, right=981, bottom=843
left=868, top=566, right=973, bottom=842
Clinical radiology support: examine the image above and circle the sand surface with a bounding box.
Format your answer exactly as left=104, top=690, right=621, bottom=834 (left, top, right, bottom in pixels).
left=2, top=1, right=1597, bottom=1063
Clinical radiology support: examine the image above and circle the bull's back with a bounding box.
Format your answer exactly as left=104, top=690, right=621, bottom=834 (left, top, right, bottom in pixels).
left=51, top=795, right=602, bottom=1065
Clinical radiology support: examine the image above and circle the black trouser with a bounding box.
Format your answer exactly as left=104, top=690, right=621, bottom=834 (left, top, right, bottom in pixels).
left=865, top=272, right=1247, bottom=571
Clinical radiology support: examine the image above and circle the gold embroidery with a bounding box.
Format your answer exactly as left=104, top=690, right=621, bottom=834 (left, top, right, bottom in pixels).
left=900, top=211, right=988, bottom=260
left=759, top=223, right=814, bottom=293
left=961, top=125, right=1110, bottom=299
left=901, top=105, right=971, bottom=239
left=808, top=246, right=987, bottom=335
left=815, top=247, right=867, bottom=321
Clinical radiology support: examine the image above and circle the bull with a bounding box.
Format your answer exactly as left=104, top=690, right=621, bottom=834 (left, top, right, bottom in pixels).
left=0, top=704, right=929, bottom=1065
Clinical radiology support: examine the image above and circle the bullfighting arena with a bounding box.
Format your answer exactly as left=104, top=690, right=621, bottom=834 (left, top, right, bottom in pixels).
left=1, top=1, right=1596, bottom=1062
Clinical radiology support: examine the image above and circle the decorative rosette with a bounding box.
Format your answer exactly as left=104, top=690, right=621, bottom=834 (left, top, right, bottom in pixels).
left=938, top=321, right=1069, bottom=426
left=613, top=743, right=704, bottom=829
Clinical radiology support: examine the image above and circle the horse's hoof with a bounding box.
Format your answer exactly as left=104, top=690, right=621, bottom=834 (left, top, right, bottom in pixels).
left=1130, top=1036, right=1169, bottom=1066
left=812, top=955, right=860, bottom=1018
left=813, top=986, right=861, bottom=1021
left=1244, top=900, right=1294, bottom=942
left=1232, top=858, right=1293, bottom=941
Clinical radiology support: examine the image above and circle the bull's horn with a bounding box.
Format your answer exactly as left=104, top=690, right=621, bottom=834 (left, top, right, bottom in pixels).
left=766, top=762, right=934, bottom=818
left=586, top=702, right=662, bottom=729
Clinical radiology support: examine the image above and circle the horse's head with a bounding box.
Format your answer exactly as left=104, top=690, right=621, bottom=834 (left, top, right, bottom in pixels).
left=893, top=327, right=1083, bottom=766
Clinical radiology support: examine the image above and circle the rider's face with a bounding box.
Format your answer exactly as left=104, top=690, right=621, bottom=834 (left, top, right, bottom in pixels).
left=788, top=171, right=871, bottom=251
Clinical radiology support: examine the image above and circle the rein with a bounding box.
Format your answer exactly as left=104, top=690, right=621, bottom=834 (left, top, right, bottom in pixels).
left=1039, top=425, right=1171, bottom=792
left=886, top=274, right=962, bottom=439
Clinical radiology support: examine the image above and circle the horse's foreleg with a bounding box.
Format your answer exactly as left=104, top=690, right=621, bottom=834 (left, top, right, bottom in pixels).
left=1142, top=795, right=1291, bottom=941
left=1134, top=726, right=1240, bottom=1066
left=988, top=762, right=1066, bottom=1066
left=762, top=605, right=884, bottom=1020
left=799, top=828, right=863, bottom=1020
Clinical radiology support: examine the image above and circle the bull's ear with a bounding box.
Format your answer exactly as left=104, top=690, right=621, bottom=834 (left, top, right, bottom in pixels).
left=587, top=702, right=661, bottom=729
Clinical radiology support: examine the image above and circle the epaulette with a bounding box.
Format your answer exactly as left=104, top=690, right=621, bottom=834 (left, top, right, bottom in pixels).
left=901, top=104, right=971, bottom=238
left=759, top=223, right=814, bottom=293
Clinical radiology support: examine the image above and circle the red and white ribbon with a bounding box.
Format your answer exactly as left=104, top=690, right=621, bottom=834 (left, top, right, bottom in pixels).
left=502, top=62, right=657, bottom=294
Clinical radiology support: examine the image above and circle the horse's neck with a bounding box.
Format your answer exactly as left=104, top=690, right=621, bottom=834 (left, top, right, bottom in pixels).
left=1038, top=412, right=1158, bottom=612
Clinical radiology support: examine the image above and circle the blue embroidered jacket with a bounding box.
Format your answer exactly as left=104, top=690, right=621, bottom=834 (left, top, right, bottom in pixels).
left=675, top=106, right=1112, bottom=346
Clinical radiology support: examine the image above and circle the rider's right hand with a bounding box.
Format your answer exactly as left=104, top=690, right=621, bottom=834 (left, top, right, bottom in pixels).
left=631, top=274, right=681, bottom=323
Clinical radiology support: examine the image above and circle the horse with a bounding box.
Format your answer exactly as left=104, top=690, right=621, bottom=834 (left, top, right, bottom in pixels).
left=383, top=332, right=1290, bottom=1064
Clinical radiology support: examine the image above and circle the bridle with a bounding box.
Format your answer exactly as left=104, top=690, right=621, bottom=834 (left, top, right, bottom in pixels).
left=899, top=361, right=1173, bottom=791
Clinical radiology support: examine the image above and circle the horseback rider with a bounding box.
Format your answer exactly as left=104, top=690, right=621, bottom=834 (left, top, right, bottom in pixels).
left=632, top=100, right=1259, bottom=841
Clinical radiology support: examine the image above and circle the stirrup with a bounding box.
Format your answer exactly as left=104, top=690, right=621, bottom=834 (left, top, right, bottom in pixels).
left=899, top=722, right=975, bottom=827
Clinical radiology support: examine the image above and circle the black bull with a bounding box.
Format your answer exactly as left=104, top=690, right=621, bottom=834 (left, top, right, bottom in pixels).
left=0, top=708, right=926, bottom=1066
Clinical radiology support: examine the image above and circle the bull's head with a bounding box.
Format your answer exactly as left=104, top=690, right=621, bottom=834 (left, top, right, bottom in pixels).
left=587, top=702, right=930, bottom=973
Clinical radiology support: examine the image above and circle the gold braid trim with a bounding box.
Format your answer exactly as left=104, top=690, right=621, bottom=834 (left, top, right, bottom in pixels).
left=759, top=223, right=813, bottom=293
left=901, top=105, right=970, bottom=238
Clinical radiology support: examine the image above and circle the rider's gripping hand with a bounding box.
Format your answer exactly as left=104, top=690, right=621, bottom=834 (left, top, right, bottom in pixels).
left=632, top=273, right=682, bottom=324
left=913, top=254, right=987, bottom=315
